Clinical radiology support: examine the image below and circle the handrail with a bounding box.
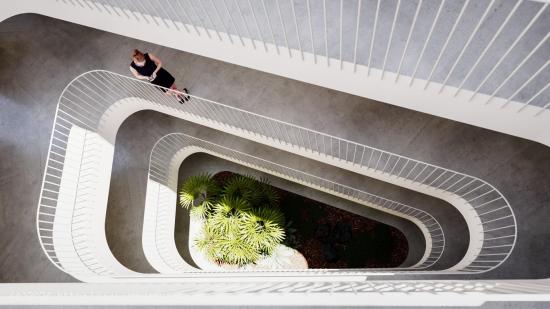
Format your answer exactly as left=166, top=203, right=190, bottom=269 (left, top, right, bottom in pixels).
left=52, top=0, right=549, bottom=113
left=144, top=133, right=444, bottom=273
left=37, top=70, right=516, bottom=280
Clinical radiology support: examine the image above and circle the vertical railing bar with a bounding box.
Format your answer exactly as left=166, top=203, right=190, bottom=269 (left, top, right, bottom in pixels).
left=156, top=0, right=175, bottom=29
left=452, top=178, right=476, bottom=194
left=469, top=3, right=547, bottom=101
left=424, top=0, right=470, bottom=90
left=164, top=0, right=187, bottom=32
left=141, top=1, right=162, bottom=26
left=409, top=0, right=445, bottom=86
left=323, top=0, right=329, bottom=66
left=381, top=0, right=401, bottom=79
left=88, top=0, right=105, bottom=13
left=211, top=0, right=235, bottom=44
left=412, top=164, right=429, bottom=182
left=396, top=160, right=409, bottom=178
left=420, top=168, right=438, bottom=184
left=306, top=0, right=316, bottom=63
left=367, top=0, right=380, bottom=76
left=500, top=59, right=549, bottom=108
left=382, top=154, right=392, bottom=173
left=374, top=151, right=383, bottom=170
left=177, top=0, right=201, bottom=35
left=276, top=0, right=291, bottom=57
left=395, top=0, right=422, bottom=82
left=262, top=0, right=280, bottom=55
left=197, top=0, right=223, bottom=42
left=444, top=175, right=466, bottom=191
left=359, top=146, right=366, bottom=167
left=110, top=0, right=131, bottom=19
left=439, top=0, right=494, bottom=92
left=234, top=0, right=256, bottom=49
left=491, top=36, right=549, bottom=106
left=134, top=1, right=152, bottom=23
left=339, top=0, right=344, bottom=69
left=222, top=0, right=246, bottom=46
left=366, top=148, right=374, bottom=168
left=248, top=0, right=268, bottom=52
left=518, top=82, right=550, bottom=113
left=352, top=0, right=362, bottom=72
left=435, top=173, right=455, bottom=189
left=187, top=0, right=212, bottom=38
left=454, top=0, right=524, bottom=96
left=96, top=1, right=114, bottom=15
left=290, top=0, right=304, bottom=60
left=389, top=157, right=400, bottom=175
left=535, top=101, right=550, bottom=116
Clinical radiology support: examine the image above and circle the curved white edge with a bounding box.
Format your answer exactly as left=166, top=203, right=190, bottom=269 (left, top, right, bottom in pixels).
left=38, top=71, right=514, bottom=281
left=3, top=0, right=550, bottom=147
left=142, top=144, right=436, bottom=274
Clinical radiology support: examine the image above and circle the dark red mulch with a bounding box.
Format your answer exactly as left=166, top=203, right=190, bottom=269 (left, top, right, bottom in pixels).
left=213, top=171, right=409, bottom=269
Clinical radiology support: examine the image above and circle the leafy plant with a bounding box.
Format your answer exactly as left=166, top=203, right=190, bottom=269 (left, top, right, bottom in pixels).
left=241, top=207, right=285, bottom=255
left=187, top=172, right=287, bottom=267
left=209, top=196, right=250, bottom=234
left=222, top=174, right=257, bottom=202
left=179, top=173, right=219, bottom=218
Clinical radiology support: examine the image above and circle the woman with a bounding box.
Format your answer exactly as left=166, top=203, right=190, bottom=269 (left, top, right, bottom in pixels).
left=130, top=49, right=189, bottom=104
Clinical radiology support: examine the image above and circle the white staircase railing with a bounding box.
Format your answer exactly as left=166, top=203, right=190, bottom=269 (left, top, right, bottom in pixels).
left=55, top=0, right=549, bottom=112
left=9, top=0, right=547, bottom=146
left=38, top=70, right=517, bottom=280
left=143, top=133, right=444, bottom=273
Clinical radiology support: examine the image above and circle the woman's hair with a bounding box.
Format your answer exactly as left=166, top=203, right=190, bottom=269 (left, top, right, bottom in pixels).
left=132, top=49, right=145, bottom=62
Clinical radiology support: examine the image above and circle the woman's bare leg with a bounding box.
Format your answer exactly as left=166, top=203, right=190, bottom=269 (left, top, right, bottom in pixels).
left=168, top=84, right=188, bottom=103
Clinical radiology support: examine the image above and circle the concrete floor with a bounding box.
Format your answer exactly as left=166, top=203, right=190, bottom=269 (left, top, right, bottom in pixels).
left=1, top=14, right=550, bottom=283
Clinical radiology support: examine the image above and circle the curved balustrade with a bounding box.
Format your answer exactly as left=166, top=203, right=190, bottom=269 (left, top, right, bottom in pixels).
left=37, top=70, right=516, bottom=281
left=51, top=0, right=549, bottom=112
left=143, top=133, right=444, bottom=273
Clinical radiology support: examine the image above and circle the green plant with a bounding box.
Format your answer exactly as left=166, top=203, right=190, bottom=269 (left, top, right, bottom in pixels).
left=255, top=177, right=280, bottom=207
left=241, top=207, right=285, bottom=255
left=209, top=196, right=250, bottom=234
left=187, top=172, right=287, bottom=267
left=222, top=174, right=257, bottom=202
left=179, top=173, right=219, bottom=218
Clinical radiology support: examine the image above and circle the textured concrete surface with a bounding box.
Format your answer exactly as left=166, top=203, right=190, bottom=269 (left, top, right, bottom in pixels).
left=0, top=13, right=549, bottom=283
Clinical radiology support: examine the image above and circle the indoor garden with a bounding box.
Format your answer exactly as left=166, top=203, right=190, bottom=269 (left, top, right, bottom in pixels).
left=178, top=172, right=408, bottom=269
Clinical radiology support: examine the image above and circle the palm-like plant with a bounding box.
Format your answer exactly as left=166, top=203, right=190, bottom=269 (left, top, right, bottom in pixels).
left=187, top=172, right=287, bottom=267
left=217, top=226, right=260, bottom=266
left=241, top=207, right=285, bottom=255
left=179, top=173, right=219, bottom=218
left=222, top=175, right=257, bottom=202
left=255, top=178, right=280, bottom=207
left=209, top=196, right=250, bottom=234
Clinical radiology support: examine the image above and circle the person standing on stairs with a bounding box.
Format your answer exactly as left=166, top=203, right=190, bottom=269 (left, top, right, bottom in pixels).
left=130, top=49, right=190, bottom=104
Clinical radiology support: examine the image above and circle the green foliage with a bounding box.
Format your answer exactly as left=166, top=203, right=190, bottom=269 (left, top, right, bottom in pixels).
left=209, top=196, right=250, bottom=234
left=222, top=175, right=257, bottom=201
left=187, top=173, right=286, bottom=267
left=179, top=173, right=219, bottom=218
left=241, top=207, right=285, bottom=255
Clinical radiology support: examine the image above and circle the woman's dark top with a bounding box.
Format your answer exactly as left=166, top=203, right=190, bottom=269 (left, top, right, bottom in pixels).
left=130, top=53, right=175, bottom=91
